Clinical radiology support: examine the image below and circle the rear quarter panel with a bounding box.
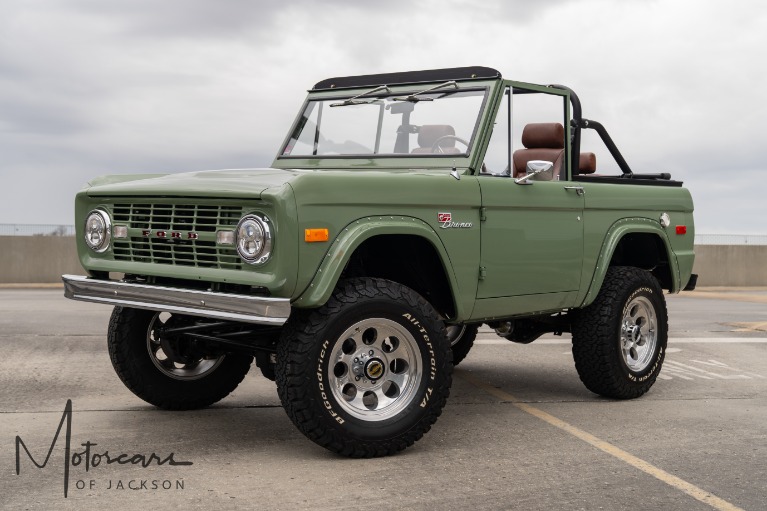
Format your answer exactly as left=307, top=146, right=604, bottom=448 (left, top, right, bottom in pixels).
left=577, top=181, right=695, bottom=305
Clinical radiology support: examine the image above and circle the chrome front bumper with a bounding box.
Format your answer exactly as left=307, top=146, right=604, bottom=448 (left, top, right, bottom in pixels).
left=62, top=275, right=291, bottom=325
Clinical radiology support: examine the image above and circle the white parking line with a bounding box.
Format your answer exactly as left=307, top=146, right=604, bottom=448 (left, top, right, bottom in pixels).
left=692, top=359, right=766, bottom=379
left=661, top=366, right=708, bottom=380
left=473, top=338, right=766, bottom=381
left=665, top=361, right=750, bottom=380
left=474, top=337, right=767, bottom=345
left=668, top=338, right=767, bottom=343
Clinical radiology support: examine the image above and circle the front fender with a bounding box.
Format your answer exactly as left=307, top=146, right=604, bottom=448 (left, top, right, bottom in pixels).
left=292, top=216, right=465, bottom=317
left=579, top=217, right=680, bottom=307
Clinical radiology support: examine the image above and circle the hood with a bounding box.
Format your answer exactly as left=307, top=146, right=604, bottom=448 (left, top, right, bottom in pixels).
left=85, top=168, right=301, bottom=198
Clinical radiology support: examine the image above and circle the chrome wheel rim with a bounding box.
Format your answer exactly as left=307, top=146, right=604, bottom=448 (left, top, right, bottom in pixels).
left=328, top=318, right=422, bottom=421
left=446, top=324, right=466, bottom=347
left=620, top=296, right=658, bottom=372
left=146, top=312, right=225, bottom=380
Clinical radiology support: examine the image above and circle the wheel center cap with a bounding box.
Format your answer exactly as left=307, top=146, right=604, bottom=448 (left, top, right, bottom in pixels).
left=364, top=358, right=385, bottom=380
left=629, top=325, right=641, bottom=344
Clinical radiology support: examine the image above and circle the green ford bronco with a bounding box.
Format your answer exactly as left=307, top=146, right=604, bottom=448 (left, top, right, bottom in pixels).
left=63, top=66, right=697, bottom=457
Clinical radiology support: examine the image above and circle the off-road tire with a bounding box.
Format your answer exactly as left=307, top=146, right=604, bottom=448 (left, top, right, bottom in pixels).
left=107, top=306, right=252, bottom=410
left=449, top=324, right=479, bottom=366
left=571, top=266, right=668, bottom=399
left=276, top=278, right=453, bottom=457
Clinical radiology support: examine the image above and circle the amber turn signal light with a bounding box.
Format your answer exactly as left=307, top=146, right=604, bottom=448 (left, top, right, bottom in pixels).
left=305, top=228, right=329, bottom=242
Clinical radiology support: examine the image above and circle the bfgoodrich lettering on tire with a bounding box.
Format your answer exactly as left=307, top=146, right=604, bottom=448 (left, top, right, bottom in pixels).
left=571, top=266, right=668, bottom=399
left=276, top=278, right=453, bottom=457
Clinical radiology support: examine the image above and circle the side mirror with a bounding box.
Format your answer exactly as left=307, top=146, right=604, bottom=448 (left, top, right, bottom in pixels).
left=514, top=160, right=554, bottom=185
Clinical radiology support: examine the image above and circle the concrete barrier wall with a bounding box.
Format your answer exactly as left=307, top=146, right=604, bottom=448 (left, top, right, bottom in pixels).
left=0, top=236, right=83, bottom=283
left=1, top=236, right=765, bottom=286
left=692, top=245, right=767, bottom=287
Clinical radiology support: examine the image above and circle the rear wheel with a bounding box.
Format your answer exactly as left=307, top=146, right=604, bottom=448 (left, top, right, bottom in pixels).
left=276, top=278, right=452, bottom=457
left=572, top=267, right=668, bottom=399
left=107, top=307, right=252, bottom=410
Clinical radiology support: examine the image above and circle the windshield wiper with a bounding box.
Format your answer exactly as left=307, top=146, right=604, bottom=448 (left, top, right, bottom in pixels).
left=391, top=81, right=459, bottom=102
left=330, top=85, right=391, bottom=107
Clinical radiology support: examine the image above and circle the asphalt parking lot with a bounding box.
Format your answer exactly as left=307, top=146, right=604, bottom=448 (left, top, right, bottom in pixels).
left=1, top=288, right=765, bottom=510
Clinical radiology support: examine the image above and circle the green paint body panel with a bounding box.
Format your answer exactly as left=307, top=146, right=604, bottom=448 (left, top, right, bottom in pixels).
left=287, top=171, right=480, bottom=316
left=74, top=182, right=300, bottom=297
left=292, top=215, right=470, bottom=318
left=574, top=181, right=696, bottom=307
left=71, top=71, right=696, bottom=323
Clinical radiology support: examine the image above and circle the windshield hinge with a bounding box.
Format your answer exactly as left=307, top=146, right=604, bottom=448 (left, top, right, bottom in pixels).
left=450, top=162, right=460, bottom=181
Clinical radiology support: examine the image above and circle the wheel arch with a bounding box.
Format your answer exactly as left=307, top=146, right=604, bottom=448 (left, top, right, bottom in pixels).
left=580, top=218, right=680, bottom=308
left=293, top=216, right=465, bottom=319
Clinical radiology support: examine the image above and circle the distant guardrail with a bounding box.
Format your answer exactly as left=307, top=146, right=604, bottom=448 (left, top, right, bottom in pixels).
left=1, top=224, right=766, bottom=245
left=694, top=234, right=767, bottom=245
left=0, top=224, right=76, bottom=236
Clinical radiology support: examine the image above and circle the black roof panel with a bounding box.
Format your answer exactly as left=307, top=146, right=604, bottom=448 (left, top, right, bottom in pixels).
left=313, top=66, right=501, bottom=90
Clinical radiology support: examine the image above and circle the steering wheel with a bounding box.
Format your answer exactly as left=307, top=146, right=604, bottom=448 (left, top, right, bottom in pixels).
left=431, top=135, right=469, bottom=153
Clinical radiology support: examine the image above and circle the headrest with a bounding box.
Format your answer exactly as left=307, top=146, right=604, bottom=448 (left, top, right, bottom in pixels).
left=579, top=152, right=597, bottom=174
left=418, top=125, right=455, bottom=148
left=521, top=123, right=564, bottom=149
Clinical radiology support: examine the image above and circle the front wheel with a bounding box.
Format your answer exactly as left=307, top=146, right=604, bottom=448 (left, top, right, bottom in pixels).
left=447, top=323, right=479, bottom=366
left=571, top=267, right=668, bottom=399
left=276, top=278, right=453, bottom=457
left=107, top=307, right=253, bottom=410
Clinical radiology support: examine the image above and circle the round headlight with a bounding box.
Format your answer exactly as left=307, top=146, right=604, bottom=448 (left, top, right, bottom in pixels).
left=84, top=209, right=111, bottom=253
left=236, top=214, right=272, bottom=265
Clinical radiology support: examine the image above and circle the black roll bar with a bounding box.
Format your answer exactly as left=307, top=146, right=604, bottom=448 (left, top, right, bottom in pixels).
left=549, top=84, right=633, bottom=177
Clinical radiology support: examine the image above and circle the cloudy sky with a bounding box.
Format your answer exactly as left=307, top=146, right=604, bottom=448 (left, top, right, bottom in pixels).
left=1, top=0, right=765, bottom=233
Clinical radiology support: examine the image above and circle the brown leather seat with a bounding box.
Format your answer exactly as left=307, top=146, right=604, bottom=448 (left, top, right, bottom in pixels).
left=579, top=152, right=597, bottom=174
left=411, top=125, right=462, bottom=154
left=512, top=123, right=565, bottom=179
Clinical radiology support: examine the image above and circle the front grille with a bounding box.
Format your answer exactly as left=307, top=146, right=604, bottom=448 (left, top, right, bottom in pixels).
left=112, top=203, right=243, bottom=270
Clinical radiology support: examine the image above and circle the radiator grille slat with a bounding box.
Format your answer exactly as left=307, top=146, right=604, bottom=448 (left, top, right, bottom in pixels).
left=112, top=203, right=243, bottom=270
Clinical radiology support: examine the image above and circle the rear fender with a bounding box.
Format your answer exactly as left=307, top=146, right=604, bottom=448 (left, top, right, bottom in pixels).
left=580, top=218, right=679, bottom=307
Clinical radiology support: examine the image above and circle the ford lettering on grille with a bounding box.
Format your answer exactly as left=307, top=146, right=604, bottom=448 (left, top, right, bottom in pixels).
left=142, top=230, right=198, bottom=239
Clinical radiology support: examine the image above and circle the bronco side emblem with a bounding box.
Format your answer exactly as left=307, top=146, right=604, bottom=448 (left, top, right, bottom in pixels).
left=438, top=212, right=473, bottom=229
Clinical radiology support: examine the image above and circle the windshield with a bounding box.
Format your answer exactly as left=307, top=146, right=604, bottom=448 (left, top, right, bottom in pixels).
left=280, top=88, right=486, bottom=158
